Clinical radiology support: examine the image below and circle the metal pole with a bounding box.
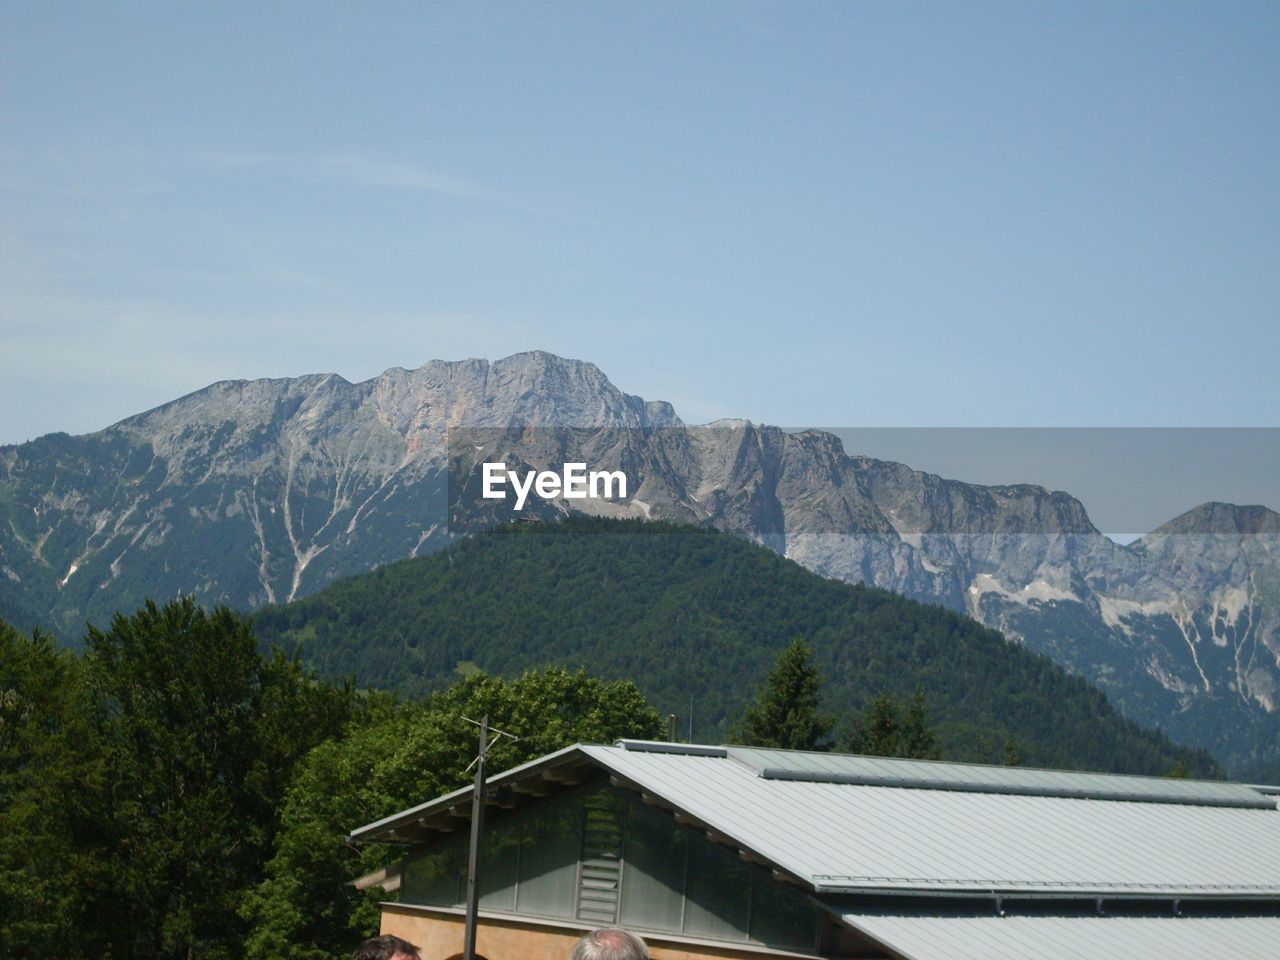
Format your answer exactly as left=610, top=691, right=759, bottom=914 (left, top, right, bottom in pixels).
left=463, top=714, right=488, bottom=960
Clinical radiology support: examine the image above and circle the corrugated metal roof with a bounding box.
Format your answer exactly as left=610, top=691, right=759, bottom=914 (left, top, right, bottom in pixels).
left=582, top=743, right=1280, bottom=896
left=842, top=913, right=1280, bottom=960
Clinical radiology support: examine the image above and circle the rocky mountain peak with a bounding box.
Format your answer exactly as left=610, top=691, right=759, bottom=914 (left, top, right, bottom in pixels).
left=1147, top=502, right=1280, bottom=536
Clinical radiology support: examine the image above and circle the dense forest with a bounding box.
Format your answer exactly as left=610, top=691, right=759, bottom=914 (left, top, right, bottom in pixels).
left=256, top=516, right=1218, bottom=776
left=0, top=605, right=661, bottom=959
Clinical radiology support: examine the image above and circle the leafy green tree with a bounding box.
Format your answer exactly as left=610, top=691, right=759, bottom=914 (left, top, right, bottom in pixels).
left=244, top=668, right=661, bottom=960
left=732, top=638, right=833, bottom=750
left=845, top=691, right=939, bottom=760
left=242, top=697, right=412, bottom=960
left=83, top=598, right=355, bottom=960
left=0, top=622, right=111, bottom=957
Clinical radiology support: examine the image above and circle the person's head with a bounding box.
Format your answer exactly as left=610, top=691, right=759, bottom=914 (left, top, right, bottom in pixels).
left=352, top=934, right=422, bottom=960
left=570, top=927, right=649, bottom=960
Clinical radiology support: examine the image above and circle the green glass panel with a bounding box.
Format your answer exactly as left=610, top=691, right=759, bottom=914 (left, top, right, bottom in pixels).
left=478, top=811, right=520, bottom=912
left=619, top=800, right=687, bottom=932
left=401, top=833, right=464, bottom=906
left=749, top=871, right=816, bottom=951
left=516, top=790, right=583, bottom=918
left=683, top=833, right=750, bottom=941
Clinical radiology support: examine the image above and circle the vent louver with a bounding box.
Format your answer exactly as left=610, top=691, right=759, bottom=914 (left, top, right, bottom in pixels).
left=577, top=794, right=625, bottom=923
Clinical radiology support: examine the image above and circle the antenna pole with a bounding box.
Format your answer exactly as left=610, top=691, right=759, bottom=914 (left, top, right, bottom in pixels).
left=462, top=714, right=488, bottom=960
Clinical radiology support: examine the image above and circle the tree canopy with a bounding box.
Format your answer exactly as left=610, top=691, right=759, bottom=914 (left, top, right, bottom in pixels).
left=243, top=668, right=661, bottom=960
left=842, top=691, right=940, bottom=760
left=3, top=604, right=660, bottom=960
left=1, top=601, right=356, bottom=960
left=0, top=622, right=109, bottom=956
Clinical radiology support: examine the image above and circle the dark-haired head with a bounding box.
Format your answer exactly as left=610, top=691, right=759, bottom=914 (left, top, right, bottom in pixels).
left=352, top=934, right=422, bottom=960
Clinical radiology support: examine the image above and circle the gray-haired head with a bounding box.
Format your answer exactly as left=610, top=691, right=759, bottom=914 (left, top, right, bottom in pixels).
left=570, top=927, right=649, bottom=960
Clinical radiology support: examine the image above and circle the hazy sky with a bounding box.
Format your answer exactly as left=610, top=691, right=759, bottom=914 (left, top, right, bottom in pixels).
left=3, top=2, right=1278, bottom=447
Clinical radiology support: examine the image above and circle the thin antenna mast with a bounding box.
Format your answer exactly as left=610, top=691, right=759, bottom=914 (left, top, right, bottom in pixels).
left=460, top=716, right=519, bottom=960
left=462, top=714, right=487, bottom=960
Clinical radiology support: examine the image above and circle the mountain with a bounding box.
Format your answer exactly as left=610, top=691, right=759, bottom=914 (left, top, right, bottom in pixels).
left=0, top=355, right=677, bottom=634
left=253, top=515, right=1218, bottom=778
left=1, top=351, right=1276, bottom=775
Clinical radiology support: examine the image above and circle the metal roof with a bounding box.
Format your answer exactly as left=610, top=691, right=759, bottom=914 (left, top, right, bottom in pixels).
left=352, top=740, right=1280, bottom=898
left=583, top=742, right=1280, bottom=897
left=842, top=913, right=1280, bottom=960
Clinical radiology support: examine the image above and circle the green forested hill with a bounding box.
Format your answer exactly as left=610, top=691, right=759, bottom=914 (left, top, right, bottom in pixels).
left=254, top=517, right=1218, bottom=776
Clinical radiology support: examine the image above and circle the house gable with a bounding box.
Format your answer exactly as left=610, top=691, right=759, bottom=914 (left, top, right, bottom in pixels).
left=397, top=776, right=828, bottom=955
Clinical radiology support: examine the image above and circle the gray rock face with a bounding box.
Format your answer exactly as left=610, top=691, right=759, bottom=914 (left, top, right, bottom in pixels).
left=2, top=351, right=1277, bottom=774
left=0, top=353, right=672, bottom=628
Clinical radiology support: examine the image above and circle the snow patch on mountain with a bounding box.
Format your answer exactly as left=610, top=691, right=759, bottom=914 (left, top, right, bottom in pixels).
left=968, top=572, right=1080, bottom=606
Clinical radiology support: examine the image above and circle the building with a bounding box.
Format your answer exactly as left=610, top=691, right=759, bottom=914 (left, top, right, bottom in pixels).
left=350, top=740, right=1280, bottom=960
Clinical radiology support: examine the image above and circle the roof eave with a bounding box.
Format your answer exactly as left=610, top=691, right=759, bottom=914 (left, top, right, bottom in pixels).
left=348, top=742, right=596, bottom=842
left=812, top=883, right=1280, bottom=900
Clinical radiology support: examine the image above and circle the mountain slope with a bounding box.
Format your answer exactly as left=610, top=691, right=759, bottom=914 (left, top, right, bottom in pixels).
left=252, top=516, right=1217, bottom=778
left=2, top=351, right=1276, bottom=775
left=0, top=354, right=676, bottom=635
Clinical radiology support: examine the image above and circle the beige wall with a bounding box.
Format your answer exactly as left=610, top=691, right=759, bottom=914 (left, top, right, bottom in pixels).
left=380, top=905, right=814, bottom=960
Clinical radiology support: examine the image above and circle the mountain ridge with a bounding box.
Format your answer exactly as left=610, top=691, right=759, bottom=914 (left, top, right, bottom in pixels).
left=2, top=351, right=1276, bottom=775
left=1145, top=501, right=1280, bottom=537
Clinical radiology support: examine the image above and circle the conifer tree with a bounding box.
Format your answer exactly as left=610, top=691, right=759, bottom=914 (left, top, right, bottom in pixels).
left=732, top=638, right=833, bottom=750
left=845, top=690, right=939, bottom=760
left=899, top=690, right=939, bottom=760
left=845, top=693, right=900, bottom=756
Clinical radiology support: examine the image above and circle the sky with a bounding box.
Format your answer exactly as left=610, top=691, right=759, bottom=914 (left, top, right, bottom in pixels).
left=3, top=2, right=1278, bottom=455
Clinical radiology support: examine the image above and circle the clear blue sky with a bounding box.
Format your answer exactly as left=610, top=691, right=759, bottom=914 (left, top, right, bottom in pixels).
left=3, top=1, right=1278, bottom=445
